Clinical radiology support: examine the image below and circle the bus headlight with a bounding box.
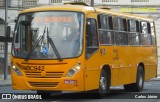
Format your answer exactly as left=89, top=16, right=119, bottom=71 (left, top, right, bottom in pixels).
left=11, top=65, right=22, bottom=76
left=66, top=64, right=81, bottom=77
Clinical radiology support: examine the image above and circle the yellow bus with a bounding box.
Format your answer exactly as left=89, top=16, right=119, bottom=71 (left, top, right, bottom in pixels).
left=10, top=3, right=157, bottom=98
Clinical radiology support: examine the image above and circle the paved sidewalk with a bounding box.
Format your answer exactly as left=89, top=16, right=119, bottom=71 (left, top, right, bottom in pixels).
left=0, top=75, right=11, bottom=86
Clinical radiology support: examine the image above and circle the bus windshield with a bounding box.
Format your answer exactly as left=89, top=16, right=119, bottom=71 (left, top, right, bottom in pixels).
left=12, top=11, right=84, bottom=60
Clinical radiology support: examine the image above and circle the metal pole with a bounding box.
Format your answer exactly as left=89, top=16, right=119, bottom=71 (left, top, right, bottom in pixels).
left=4, top=0, right=8, bottom=80
left=91, top=0, right=94, bottom=7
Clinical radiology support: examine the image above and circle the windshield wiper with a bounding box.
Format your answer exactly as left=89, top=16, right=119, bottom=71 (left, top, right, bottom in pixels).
left=25, top=26, right=46, bottom=61
left=47, top=27, right=63, bottom=61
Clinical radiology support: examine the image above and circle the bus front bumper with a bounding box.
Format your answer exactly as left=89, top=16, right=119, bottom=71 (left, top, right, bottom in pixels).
left=11, top=71, right=84, bottom=92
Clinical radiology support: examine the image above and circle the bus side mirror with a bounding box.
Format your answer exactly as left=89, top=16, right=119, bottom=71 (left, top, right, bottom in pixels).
left=14, top=17, right=17, bottom=23
left=7, top=26, right=11, bottom=38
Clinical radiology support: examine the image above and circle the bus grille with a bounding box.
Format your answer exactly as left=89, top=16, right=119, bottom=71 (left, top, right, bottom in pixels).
left=25, top=72, right=64, bottom=78
left=29, top=82, right=59, bottom=87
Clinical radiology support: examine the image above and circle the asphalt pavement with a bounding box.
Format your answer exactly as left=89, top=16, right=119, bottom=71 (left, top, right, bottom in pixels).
left=0, top=77, right=160, bottom=101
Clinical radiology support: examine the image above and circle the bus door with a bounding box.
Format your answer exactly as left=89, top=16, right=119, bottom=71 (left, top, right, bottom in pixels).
left=84, top=13, right=101, bottom=91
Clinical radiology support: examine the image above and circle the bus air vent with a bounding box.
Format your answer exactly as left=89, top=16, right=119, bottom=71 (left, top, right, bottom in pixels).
left=25, top=72, right=64, bottom=78
left=29, top=82, right=59, bottom=87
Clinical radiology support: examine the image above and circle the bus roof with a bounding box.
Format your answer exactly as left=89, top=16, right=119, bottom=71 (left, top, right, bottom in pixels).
left=95, top=8, right=153, bottom=21
left=20, top=5, right=153, bottom=22
left=20, top=5, right=95, bottom=14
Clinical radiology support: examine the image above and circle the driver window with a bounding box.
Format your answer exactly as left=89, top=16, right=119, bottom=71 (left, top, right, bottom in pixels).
left=86, top=18, right=99, bottom=58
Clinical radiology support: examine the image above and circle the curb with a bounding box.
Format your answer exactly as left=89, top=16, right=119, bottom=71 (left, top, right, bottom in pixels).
left=150, top=77, right=160, bottom=81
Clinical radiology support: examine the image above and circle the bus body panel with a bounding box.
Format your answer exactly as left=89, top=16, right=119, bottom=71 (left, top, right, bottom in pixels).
left=11, top=57, right=85, bottom=91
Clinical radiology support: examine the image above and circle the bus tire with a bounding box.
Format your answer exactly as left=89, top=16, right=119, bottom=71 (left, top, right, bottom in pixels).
left=97, top=69, right=110, bottom=98
left=36, top=90, right=61, bottom=99
left=124, top=66, right=144, bottom=92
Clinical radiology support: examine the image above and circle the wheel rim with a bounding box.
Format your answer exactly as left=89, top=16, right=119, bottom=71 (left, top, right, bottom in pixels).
left=100, top=76, right=107, bottom=93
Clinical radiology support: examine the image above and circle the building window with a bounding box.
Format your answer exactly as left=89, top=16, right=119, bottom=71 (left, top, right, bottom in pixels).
left=131, top=0, right=149, bottom=2
left=79, top=0, right=91, bottom=3
left=0, top=0, right=4, bottom=6
left=0, top=44, right=4, bottom=50
left=22, top=0, right=38, bottom=7
left=50, top=0, right=62, bottom=3
left=102, top=0, right=118, bottom=2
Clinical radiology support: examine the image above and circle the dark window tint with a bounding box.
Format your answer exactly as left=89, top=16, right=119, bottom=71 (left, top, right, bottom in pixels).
left=128, top=19, right=136, bottom=32
left=128, top=19, right=140, bottom=45
left=87, top=19, right=98, bottom=47
left=114, top=17, right=127, bottom=31
left=129, top=33, right=140, bottom=45
left=98, top=15, right=114, bottom=45
left=86, top=18, right=99, bottom=58
left=98, top=15, right=113, bottom=30
left=99, top=31, right=114, bottom=45
left=114, top=17, right=128, bottom=45
left=115, top=32, right=128, bottom=45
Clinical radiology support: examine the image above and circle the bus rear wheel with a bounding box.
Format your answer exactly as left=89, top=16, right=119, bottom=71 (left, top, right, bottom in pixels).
left=124, top=66, right=144, bottom=92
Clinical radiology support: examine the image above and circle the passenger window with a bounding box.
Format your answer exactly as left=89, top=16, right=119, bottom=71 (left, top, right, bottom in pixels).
left=141, top=22, right=148, bottom=34
left=140, top=21, right=151, bottom=46
left=114, top=17, right=128, bottom=45
left=128, top=19, right=140, bottom=45
left=136, top=21, right=140, bottom=32
left=86, top=18, right=99, bottom=58
left=113, top=17, right=119, bottom=30
left=98, top=15, right=107, bottom=29
left=150, top=22, right=156, bottom=46
left=98, top=15, right=114, bottom=45
left=128, top=19, right=136, bottom=32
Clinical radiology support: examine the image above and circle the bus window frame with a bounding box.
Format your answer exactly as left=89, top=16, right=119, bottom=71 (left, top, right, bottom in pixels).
left=128, top=18, right=141, bottom=46
left=140, top=20, right=152, bottom=47
left=86, top=18, right=99, bottom=59
left=150, top=22, right=156, bottom=46
left=11, top=11, right=85, bottom=60
left=98, top=14, right=114, bottom=46
left=113, top=16, right=129, bottom=46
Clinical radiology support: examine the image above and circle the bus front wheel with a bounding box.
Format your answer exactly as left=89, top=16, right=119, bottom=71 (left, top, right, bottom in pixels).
left=124, top=66, right=144, bottom=92
left=97, top=69, right=110, bottom=98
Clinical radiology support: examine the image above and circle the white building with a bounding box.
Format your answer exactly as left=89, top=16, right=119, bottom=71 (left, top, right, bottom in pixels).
left=0, top=0, right=159, bottom=73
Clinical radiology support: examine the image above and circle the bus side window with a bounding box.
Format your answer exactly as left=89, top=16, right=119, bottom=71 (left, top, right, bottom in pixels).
left=150, top=22, right=156, bottom=46
left=98, top=14, right=114, bottom=45
left=114, top=17, right=128, bottom=45
left=128, top=19, right=140, bottom=45
left=86, top=18, right=99, bottom=58
left=140, top=21, right=151, bottom=46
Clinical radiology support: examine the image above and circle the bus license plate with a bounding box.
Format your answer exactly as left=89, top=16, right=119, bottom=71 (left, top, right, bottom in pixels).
left=25, top=66, right=45, bottom=71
